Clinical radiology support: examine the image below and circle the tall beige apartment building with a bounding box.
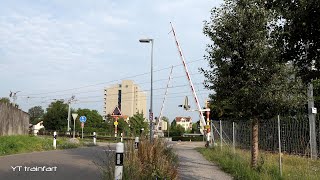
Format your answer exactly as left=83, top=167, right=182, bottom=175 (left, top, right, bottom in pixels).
left=103, top=80, right=147, bottom=119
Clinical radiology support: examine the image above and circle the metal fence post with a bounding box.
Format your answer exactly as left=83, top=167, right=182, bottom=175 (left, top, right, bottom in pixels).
left=278, top=115, right=282, bottom=176
left=211, top=120, right=215, bottom=146
left=220, top=120, right=222, bottom=150
left=233, top=122, right=235, bottom=153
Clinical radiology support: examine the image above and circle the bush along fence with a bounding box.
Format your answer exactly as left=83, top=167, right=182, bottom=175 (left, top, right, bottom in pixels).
left=211, top=113, right=320, bottom=158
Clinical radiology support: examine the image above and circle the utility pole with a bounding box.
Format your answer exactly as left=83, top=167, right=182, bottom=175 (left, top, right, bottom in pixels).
left=305, top=42, right=317, bottom=159
left=9, top=91, right=20, bottom=107
left=308, top=83, right=317, bottom=159
left=67, top=95, right=75, bottom=136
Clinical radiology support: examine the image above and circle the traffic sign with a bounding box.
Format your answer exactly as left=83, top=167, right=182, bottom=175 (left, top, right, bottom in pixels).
left=72, top=113, right=78, bottom=120
left=81, top=122, right=84, bottom=128
left=80, top=116, right=87, bottom=123
left=114, top=121, right=118, bottom=126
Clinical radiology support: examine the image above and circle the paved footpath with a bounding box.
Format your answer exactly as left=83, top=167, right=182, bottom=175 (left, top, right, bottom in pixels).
left=173, top=142, right=233, bottom=180
left=0, top=143, right=115, bottom=180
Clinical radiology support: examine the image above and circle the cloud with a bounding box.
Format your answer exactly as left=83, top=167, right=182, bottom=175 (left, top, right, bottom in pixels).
left=0, top=0, right=216, bottom=122
left=103, top=15, right=130, bottom=26
left=0, top=10, right=127, bottom=74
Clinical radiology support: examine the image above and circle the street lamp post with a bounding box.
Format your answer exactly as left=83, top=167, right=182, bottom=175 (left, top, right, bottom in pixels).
left=139, top=38, right=154, bottom=142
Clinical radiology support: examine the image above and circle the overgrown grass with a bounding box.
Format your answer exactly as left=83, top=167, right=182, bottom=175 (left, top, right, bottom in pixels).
left=197, top=146, right=320, bottom=180
left=0, top=135, right=86, bottom=156
left=103, top=139, right=178, bottom=180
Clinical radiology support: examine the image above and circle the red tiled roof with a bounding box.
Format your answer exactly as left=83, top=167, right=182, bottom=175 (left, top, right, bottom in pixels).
left=175, top=116, right=192, bottom=122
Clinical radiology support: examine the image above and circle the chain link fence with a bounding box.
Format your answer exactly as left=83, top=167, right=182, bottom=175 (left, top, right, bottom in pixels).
left=212, top=113, right=320, bottom=157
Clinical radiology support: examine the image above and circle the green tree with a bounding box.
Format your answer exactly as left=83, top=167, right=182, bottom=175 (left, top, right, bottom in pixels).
left=129, top=112, right=149, bottom=136
left=0, top=97, right=10, bottom=104
left=192, top=121, right=200, bottom=133
left=202, top=0, right=305, bottom=167
left=171, top=119, right=176, bottom=128
left=0, top=97, right=19, bottom=108
left=118, top=118, right=130, bottom=136
left=105, top=114, right=115, bottom=136
left=43, top=101, right=68, bottom=131
left=76, top=108, right=106, bottom=133
left=28, top=106, right=44, bottom=125
left=268, top=0, right=320, bottom=83
left=169, top=118, right=186, bottom=136
left=270, top=0, right=320, bottom=110
left=170, top=124, right=185, bottom=136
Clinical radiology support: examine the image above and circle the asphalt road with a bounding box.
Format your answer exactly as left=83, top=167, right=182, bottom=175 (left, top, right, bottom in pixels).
left=0, top=143, right=116, bottom=180
left=173, top=142, right=233, bottom=180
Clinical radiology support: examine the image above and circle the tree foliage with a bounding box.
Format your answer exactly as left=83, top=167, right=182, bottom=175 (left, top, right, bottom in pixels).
left=117, top=118, right=130, bottom=135
left=43, top=101, right=68, bottom=131
left=192, top=121, right=200, bottom=133
left=76, top=108, right=106, bottom=132
left=169, top=119, right=185, bottom=136
left=268, top=0, right=320, bottom=83
left=202, top=0, right=305, bottom=120
left=0, top=97, right=19, bottom=108
left=171, top=119, right=176, bottom=128
left=28, top=106, right=44, bottom=125
left=0, top=97, right=10, bottom=104
left=129, top=112, right=149, bottom=136
left=170, top=124, right=185, bottom=136
left=202, top=0, right=305, bottom=167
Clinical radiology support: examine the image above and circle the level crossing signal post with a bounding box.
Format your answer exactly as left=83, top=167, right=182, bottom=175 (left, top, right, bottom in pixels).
left=179, top=97, right=212, bottom=147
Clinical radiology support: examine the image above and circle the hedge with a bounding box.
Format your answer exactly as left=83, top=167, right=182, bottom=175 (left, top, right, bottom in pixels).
left=171, top=136, right=204, bottom=141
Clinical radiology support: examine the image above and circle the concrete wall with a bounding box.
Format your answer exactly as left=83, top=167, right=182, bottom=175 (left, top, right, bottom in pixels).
left=0, top=102, right=29, bottom=136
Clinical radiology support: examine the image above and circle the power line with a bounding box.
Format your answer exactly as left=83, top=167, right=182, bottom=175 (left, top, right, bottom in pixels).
left=19, top=72, right=203, bottom=99
left=19, top=58, right=205, bottom=97
left=22, top=85, right=210, bottom=108
left=73, top=92, right=210, bottom=104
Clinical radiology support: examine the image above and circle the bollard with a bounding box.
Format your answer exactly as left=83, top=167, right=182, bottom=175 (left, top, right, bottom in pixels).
left=93, top=132, right=96, bottom=145
left=115, top=142, right=124, bottom=180
left=53, top=131, right=57, bottom=149
left=120, top=133, right=123, bottom=142
left=134, top=137, right=139, bottom=150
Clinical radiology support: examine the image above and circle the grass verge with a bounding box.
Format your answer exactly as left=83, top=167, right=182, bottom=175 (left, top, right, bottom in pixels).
left=102, top=139, right=178, bottom=180
left=0, top=135, right=87, bottom=156
left=197, top=146, right=320, bottom=180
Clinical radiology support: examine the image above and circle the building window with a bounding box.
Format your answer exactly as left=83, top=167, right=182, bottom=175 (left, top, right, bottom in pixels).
left=126, top=85, right=128, bottom=88
left=118, top=90, right=122, bottom=110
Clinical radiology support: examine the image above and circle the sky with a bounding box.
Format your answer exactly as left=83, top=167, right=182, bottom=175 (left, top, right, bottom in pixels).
left=0, top=0, right=223, bottom=123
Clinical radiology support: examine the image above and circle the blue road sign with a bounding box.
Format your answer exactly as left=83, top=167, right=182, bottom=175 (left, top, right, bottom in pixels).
left=79, top=116, right=87, bottom=123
